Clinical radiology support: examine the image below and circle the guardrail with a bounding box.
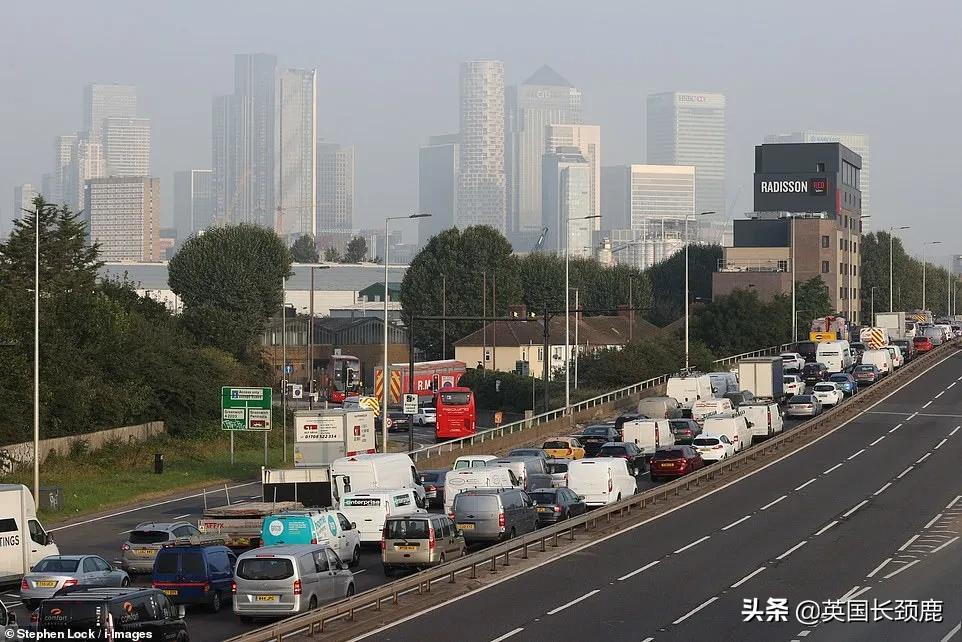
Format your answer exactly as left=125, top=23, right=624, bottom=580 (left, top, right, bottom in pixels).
left=711, top=343, right=794, bottom=368
left=227, top=340, right=957, bottom=642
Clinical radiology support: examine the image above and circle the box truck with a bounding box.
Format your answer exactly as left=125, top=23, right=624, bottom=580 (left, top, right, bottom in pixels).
left=875, top=312, right=906, bottom=341
left=0, top=485, right=59, bottom=583
left=737, top=357, right=785, bottom=401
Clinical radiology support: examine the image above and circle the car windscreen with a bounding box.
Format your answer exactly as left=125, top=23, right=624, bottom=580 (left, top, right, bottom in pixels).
left=598, top=446, right=627, bottom=457
left=692, top=438, right=719, bottom=446
left=543, top=441, right=569, bottom=450
left=33, top=558, right=80, bottom=573
left=128, top=530, right=169, bottom=544
left=236, top=557, right=294, bottom=581
left=545, top=462, right=568, bottom=474
left=829, top=375, right=848, bottom=382
left=39, top=601, right=105, bottom=630
left=420, top=472, right=440, bottom=483
left=652, top=449, right=686, bottom=460
left=440, top=392, right=471, bottom=405
left=453, top=495, right=498, bottom=513
left=528, top=492, right=558, bottom=505
left=384, top=519, right=430, bottom=539
left=582, top=426, right=612, bottom=436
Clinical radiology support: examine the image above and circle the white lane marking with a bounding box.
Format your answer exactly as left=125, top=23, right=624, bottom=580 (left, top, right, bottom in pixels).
left=674, top=535, right=710, bottom=554
left=873, top=482, right=892, bottom=496
left=823, top=463, right=843, bottom=474
left=347, top=350, right=962, bottom=641
left=947, top=496, right=962, bottom=509
left=939, top=622, right=961, bottom=642
left=869, top=435, right=886, bottom=446
left=490, top=628, right=524, bottom=642
left=776, top=540, right=808, bottom=560
left=839, top=585, right=861, bottom=601
left=672, top=596, right=719, bottom=624
left=844, top=586, right=872, bottom=601
left=925, top=514, right=944, bottom=529
left=49, top=481, right=259, bottom=532
left=847, top=449, right=865, bottom=460
left=907, top=412, right=919, bottom=420
left=546, top=589, right=600, bottom=615
left=958, top=375, right=962, bottom=381
left=814, top=521, right=838, bottom=536
left=948, top=382, right=958, bottom=390
left=798, top=632, right=811, bottom=638
left=730, top=566, right=766, bottom=588
left=843, top=500, right=868, bottom=518
left=952, top=426, right=961, bottom=436
left=760, top=495, right=788, bottom=511
left=173, top=513, right=191, bottom=519
left=866, top=557, right=892, bottom=578
left=617, top=560, right=659, bottom=581
left=935, top=391, right=946, bottom=399
left=923, top=401, right=934, bottom=409
left=795, top=478, right=817, bottom=491
left=935, top=438, right=949, bottom=450
left=917, top=453, right=932, bottom=463
left=930, top=536, right=960, bottom=554
left=883, top=559, right=920, bottom=579
left=889, top=423, right=903, bottom=433
left=722, top=515, right=752, bottom=531
left=897, top=466, right=914, bottom=479
left=641, top=638, right=655, bottom=642
left=898, top=534, right=920, bottom=551
left=117, top=529, right=131, bottom=535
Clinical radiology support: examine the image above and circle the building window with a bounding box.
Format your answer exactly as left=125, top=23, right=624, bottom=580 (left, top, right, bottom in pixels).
left=537, top=346, right=543, bottom=361
left=853, top=265, right=857, bottom=276
left=821, top=235, right=830, bottom=248
left=484, top=349, right=491, bottom=363
left=840, top=287, right=845, bottom=299
left=821, top=261, right=830, bottom=273
left=817, top=162, right=825, bottom=172
left=853, top=242, right=857, bottom=254
left=840, top=262, right=844, bottom=275
left=777, top=260, right=788, bottom=272
left=853, top=288, right=858, bottom=299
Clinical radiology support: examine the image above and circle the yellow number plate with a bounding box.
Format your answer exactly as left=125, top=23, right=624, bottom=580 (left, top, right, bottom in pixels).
left=136, top=549, right=153, bottom=556
left=396, top=545, right=418, bottom=551
left=162, top=589, right=178, bottom=596
left=36, top=580, right=58, bottom=588
left=255, top=595, right=278, bottom=602
left=457, top=523, right=474, bottom=530
left=536, top=507, right=550, bottom=513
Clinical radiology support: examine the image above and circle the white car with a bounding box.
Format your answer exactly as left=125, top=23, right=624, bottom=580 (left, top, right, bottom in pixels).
left=414, top=407, right=437, bottom=426
left=692, top=433, right=735, bottom=463
left=780, top=352, right=806, bottom=372
left=812, top=382, right=844, bottom=407
left=783, top=374, right=805, bottom=397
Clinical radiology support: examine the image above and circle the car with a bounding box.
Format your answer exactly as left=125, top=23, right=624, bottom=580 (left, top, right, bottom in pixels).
left=506, top=447, right=549, bottom=460
left=542, top=436, right=586, bottom=460
left=20, top=555, right=129, bottom=611
left=413, top=407, right=436, bottom=426
left=913, top=336, right=934, bottom=353
left=544, top=458, right=571, bottom=488
left=596, top=442, right=646, bottom=476
left=802, top=362, right=830, bottom=384
left=783, top=374, right=805, bottom=397
left=419, top=470, right=447, bottom=509
left=528, top=488, right=587, bottom=525
left=668, top=418, right=701, bottom=444
left=386, top=411, right=411, bottom=433
left=576, top=424, right=622, bottom=456
left=722, top=390, right=755, bottom=409
left=812, top=382, right=844, bottom=407
left=852, top=364, right=882, bottom=385
left=121, top=521, right=203, bottom=574
left=828, top=373, right=858, bottom=396
left=892, top=339, right=916, bottom=362
left=691, top=433, right=735, bottom=463
left=152, top=539, right=236, bottom=612
left=780, top=352, right=806, bottom=372
left=36, top=587, right=187, bottom=639
left=786, top=394, right=823, bottom=418
left=381, top=514, right=465, bottom=574
left=649, top=446, right=705, bottom=482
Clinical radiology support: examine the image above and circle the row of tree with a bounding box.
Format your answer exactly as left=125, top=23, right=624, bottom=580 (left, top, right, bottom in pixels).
left=290, top=234, right=369, bottom=264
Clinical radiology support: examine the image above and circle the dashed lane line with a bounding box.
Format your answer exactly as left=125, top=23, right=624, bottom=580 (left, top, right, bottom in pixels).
left=847, top=448, right=865, bottom=460
left=794, top=478, right=817, bottom=491
left=940, top=622, right=961, bottom=642
left=923, top=401, right=934, bottom=409
left=730, top=567, right=766, bottom=589
left=950, top=426, right=961, bottom=436
left=844, top=586, right=872, bottom=602
left=873, top=482, right=892, bottom=496
left=722, top=515, right=752, bottom=531
left=935, top=391, right=946, bottom=399
left=489, top=628, right=524, bottom=642
left=889, top=423, right=903, bottom=433
left=617, top=560, right=659, bottom=581
left=842, top=500, right=868, bottom=518
left=814, top=521, right=838, bottom=537
left=672, top=596, right=719, bottom=625
left=907, top=412, right=919, bottom=421
left=546, top=589, right=600, bottom=615
left=776, top=540, right=808, bottom=560
left=929, top=536, right=960, bottom=554
left=917, top=452, right=932, bottom=463
left=897, top=466, right=914, bottom=479
left=935, top=438, right=949, bottom=450
left=760, top=495, right=788, bottom=510
left=869, top=435, right=886, bottom=446
left=823, top=463, right=843, bottom=474
left=898, top=535, right=920, bottom=551
left=948, top=382, right=958, bottom=390
left=673, top=536, right=710, bottom=554
left=925, top=514, right=944, bottom=529
left=866, top=557, right=892, bottom=578
left=883, top=559, right=920, bottom=579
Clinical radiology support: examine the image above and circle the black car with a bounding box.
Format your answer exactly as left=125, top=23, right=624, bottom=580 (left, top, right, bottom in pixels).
left=419, top=470, right=447, bottom=509
left=794, top=340, right=818, bottom=363
left=669, top=418, right=702, bottom=444
left=597, top=441, right=646, bottom=476
left=614, top=413, right=645, bottom=438
left=892, top=339, right=916, bottom=362
left=385, top=411, right=411, bottom=433
left=723, top=389, right=755, bottom=408
left=528, top=488, right=587, bottom=524
left=576, top=424, right=621, bottom=456
left=802, top=362, right=829, bottom=384
left=38, top=587, right=188, bottom=640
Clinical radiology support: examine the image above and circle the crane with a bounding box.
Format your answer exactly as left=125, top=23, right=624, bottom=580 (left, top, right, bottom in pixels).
left=531, top=227, right=549, bottom=253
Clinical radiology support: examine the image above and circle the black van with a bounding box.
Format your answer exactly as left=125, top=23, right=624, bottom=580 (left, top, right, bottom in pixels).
left=38, top=587, right=189, bottom=641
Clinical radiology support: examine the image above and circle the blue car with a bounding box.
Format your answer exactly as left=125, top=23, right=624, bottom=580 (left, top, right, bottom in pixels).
left=829, top=373, right=858, bottom=396
left=152, top=539, right=236, bottom=612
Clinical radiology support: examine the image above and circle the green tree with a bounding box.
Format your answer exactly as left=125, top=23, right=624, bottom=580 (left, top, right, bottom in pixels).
left=644, top=245, right=723, bottom=325
left=576, top=338, right=716, bottom=390
left=323, top=246, right=340, bottom=262
left=859, top=231, right=955, bottom=319
left=691, top=288, right=784, bottom=355
left=344, top=236, right=368, bottom=263
left=169, top=224, right=292, bottom=359
left=290, top=234, right=319, bottom=263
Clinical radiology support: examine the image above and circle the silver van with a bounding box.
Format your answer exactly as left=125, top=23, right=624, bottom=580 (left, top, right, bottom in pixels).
left=452, top=489, right=538, bottom=543
left=233, top=544, right=354, bottom=622
left=487, top=456, right=552, bottom=492
left=636, top=396, right=683, bottom=419
left=381, top=514, right=466, bottom=576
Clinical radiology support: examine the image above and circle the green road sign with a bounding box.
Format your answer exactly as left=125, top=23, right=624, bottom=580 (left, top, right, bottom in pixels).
left=221, top=387, right=273, bottom=431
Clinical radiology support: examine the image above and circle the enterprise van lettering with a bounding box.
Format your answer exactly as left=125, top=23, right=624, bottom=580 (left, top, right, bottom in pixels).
left=342, top=498, right=380, bottom=507
left=760, top=180, right=808, bottom=193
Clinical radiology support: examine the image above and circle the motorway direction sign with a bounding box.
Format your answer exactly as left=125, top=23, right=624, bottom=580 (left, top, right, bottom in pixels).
left=221, top=386, right=273, bottom=431
left=403, top=393, right=418, bottom=415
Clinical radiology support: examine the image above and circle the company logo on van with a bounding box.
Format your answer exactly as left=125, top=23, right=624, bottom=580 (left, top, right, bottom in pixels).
left=0, top=534, right=19, bottom=546
left=267, top=520, right=284, bottom=537
left=327, top=515, right=338, bottom=536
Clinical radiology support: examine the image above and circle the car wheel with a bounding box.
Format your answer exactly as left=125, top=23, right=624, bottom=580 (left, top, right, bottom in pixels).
left=209, top=590, right=222, bottom=613
left=438, top=553, right=446, bottom=564
left=383, top=564, right=395, bottom=577
left=121, top=577, right=130, bottom=587
left=460, top=548, right=467, bottom=558
left=346, top=584, right=355, bottom=598
left=350, top=546, right=361, bottom=568
left=308, top=595, right=318, bottom=610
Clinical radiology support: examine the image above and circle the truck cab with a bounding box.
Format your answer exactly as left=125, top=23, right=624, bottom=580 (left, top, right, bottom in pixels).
left=0, top=484, right=59, bottom=583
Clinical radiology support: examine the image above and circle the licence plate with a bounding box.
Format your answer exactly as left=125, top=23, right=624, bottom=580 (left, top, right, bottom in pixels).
left=536, top=507, right=550, bottom=513
left=163, top=589, right=178, bottom=596
left=136, top=549, right=153, bottom=556
left=396, top=545, right=418, bottom=551
left=36, top=580, right=57, bottom=588
left=457, top=523, right=475, bottom=530
left=255, top=595, right=278, bottom=602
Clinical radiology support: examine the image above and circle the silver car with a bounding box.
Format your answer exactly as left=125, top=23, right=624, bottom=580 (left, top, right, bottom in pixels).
left=121, top=521, right=201, bottom=573
left=786, top=394, right=823, bottom=418
left=21, top=555, right=129, bottom=610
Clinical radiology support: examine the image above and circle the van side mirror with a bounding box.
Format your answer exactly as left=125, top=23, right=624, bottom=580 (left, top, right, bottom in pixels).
left=176, top=605, right=186, bottom=619
left=350, top=522, right=357, bottom=530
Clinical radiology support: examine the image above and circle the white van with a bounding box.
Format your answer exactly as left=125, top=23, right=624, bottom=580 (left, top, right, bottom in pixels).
left=691, top=398, right=735, bottom=425
left=0, top=484, right=59, bottom=583
left=936, top=324, right=954, bottom=343
left=816, top=340, right=853, bottom=374
left=567, top=459, right=637, bottom=508
left=331, top=453, right=425, bottom=506
left=708, top=372, right=739, bottom=397
left=665, top=375, right=714, bottom=409
left=922, top=325, right=944, bottom=346
left=443, top=467, right=520, bottom=516
left=862, top=349, right=894, bottom=376
left=260, top=510, right=361, bottom=567
left=452, top=455, right=498, bottom=470
left=338, top=488, right=426, bottom=543
left=702, top=412, right=753, bottom=453
left=883, top=345, right=904, bottom=369
left=739, top=402, right=784, bottom=442
left=621, top=419, right=675, bottom=457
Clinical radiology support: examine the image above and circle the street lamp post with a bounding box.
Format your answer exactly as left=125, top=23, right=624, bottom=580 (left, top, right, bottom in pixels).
left=922, top=241, right=942, bottom=311
left=565, top=214, right=600, bottom=414
left=381, top=213, right=430, bottom=452
left=889, top=226, right=910, bottom=311
left=870, top=286, right=879, bottom=323
left=685, top=211, right=715, bottom=370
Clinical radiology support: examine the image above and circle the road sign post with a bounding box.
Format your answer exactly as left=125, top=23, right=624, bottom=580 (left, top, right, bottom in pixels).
left=221, top=387, right=273, bottom=465
left=403, top=393, right=418, bottom=415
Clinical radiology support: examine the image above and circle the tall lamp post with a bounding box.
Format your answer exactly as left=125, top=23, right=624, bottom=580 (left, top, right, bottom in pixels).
left=870, top=286, right=879, bottom=324
left=922, top=240, right=942, bottom=311
left=685, top=211, right=715, bottom=370
left=889, top=226, right=910, bottom=311
left=381, top=213, right=430, bottom=452
left=565, top=214, right=600, bottom=414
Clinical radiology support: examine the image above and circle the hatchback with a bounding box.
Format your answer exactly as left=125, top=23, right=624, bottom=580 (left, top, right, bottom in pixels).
left=152, top=540, right=236, bottom=612
left=542, top=437, right=585, bottom=460
left=691, top=434, right=735, bottom=463
left=21, top=555, right=129, bottom=611
left=649, top=446, right=705, bottom=482
left=783, top=374, right=805, bottom=397
left=576, top=425, right=621, bottom=456
left=828, top=373, right=857, bottom=396
left=913, top=336, right=934, bottom=353
left=853, top=364, right=882, bottom=385
left=786, top=394, right=822, bottom=418
left=813, top=382, right=843, bottom=407
left=597, top=442, right=645, bottom=476
left=802, top=362, right=830, bottom=384
left=668, top=419, right=701, bottom=444
left=528, top=488, right=586, bottom=525
left=121, top=521, right=202, bottom=574
left=419, top=470, right=447, bottom=509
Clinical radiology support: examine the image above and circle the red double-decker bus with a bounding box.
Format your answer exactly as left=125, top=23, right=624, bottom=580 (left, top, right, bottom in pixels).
left=434, top=386, right=476, bottom=441
left=319, top=354, right=361, bottom=404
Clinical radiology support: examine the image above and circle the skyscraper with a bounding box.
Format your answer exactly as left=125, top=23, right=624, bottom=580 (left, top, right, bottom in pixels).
left=66, top=135, right=105, bottom=212
left=316, top=142, right=355, bottom=233
left=542, top=147, right=592, bottom=257
left=764, top=131, right=871, bottom=223
left=83, top=84, right=137, bottom=140
left=173, top=169, right=213, bottom=242
left=210, top=94, right=235, bottom=225
left=647, top=92, right=726, bottom=217
left=418, top=134, right=459, bottom=246
left=102, top=117, right=151, bottom=177
left=602, top=164, right=695, bottom=230
left=278, top=68, right=317, bottom=238
left=84, top=177, right=161, bottom=262
left=458, top=60, right=506, bottom=232
left=13, top=183, right=39, bottom=220
left=545, top=124, right=601, bottom=231
left=506, top=66, right=582, bottom=245
left=52, top=134, right=78, bottom=205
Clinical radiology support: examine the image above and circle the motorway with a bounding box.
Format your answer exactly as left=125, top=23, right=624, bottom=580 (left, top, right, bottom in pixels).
left=360, top=350, right=962, bottom=642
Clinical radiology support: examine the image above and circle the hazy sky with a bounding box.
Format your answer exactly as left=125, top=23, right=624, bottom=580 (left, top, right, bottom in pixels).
left=2, top=0, right=960, bottom=260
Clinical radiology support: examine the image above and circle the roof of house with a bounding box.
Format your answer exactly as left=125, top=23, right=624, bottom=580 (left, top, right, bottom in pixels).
left=454, top=315, right=648, bottom=348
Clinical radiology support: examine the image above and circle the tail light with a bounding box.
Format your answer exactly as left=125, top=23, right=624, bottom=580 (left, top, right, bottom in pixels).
left=21, top=579, right=28, bottom=590
left=293, top=579, right=302, bottom=596
left=712, top=444, right=723, bottom=449
left=310, top=538, right=318, bottom=544
left=553, top=506, right=561, bottom=513
left=121, top=543, right=130, bottom=551
left=426, top=485, right=436, bottom=492
left=498, top=512, right=506, bottom=530
left=231, top=581, right=237, bottom=594
left=30, top=612, right=38, bottom=626
left=381, top=527, right=388, bottom=551
left=202, top=582, right=210, bottom=593
left=63, top=579, right=78, bottom=588
left=429, top=526, right=436, bottom=550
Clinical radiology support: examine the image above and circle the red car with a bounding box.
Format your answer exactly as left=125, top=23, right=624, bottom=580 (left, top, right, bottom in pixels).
left=913, top=336, right=934, bottom=353
left=649, top=446, right=705, bottom=482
